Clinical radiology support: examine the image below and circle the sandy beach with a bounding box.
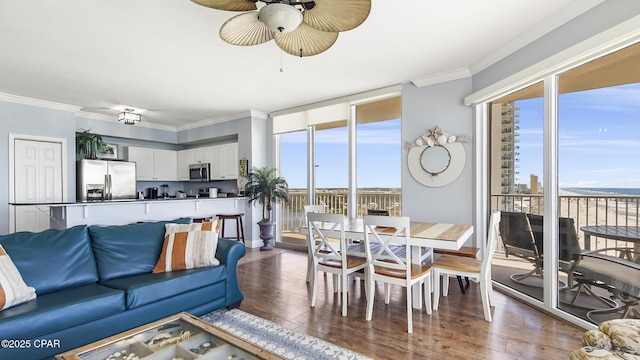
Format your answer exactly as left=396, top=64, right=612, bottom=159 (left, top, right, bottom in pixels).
left=558, top=189, right=639, bottom=250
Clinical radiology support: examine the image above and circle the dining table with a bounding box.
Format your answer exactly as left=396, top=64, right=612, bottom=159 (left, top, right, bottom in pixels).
left=580, top=225, right=640, bottom=251
left=300, top=218, right=474, bottom=308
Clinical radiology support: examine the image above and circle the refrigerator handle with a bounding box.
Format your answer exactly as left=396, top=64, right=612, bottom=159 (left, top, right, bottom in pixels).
left=104, top=174, right=109, bottom=201
left=108, top=174, right=112, bottom=200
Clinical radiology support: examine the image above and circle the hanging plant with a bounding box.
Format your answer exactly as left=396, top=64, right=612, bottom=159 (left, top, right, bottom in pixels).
left=76, top=129, right=106, bottom=159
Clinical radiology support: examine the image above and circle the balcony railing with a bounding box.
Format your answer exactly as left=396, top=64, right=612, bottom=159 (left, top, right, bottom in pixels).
left=491, top=193, right=640, bottom=250
left=281, top=189, right=401, bottom=233
left=281, top=190, right=640, bottom=251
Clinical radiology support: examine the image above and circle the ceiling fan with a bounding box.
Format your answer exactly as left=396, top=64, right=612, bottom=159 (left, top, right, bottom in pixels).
left=191, top=0, right=371, bottom=57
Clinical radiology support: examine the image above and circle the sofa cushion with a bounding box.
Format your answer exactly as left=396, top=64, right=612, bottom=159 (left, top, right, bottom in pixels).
left=569, top=346, right=640, bottom=360
left=90, top=218, right=192, bottom=281
left=0, top=283, right=125, bottom=340
left=0, top=225, right=98, bottom=295
left=100, top=265, right=226, bottom=309
left=599, top=319, right=640, bottom=354
left=0, top=245, right=36, bottom=310
left=153, top=221, right=222, bottom=273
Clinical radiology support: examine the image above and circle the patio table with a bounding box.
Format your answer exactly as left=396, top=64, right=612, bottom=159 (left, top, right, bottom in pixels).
left=580, top=226, right=640, bottom=251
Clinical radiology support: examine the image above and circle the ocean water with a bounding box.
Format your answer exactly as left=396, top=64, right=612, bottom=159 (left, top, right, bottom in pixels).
left=562, top=188, right=640, bottom=196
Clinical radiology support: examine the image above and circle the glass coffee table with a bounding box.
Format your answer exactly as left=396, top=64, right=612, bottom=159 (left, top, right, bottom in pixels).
left=55, top=312, right=285, bottom=360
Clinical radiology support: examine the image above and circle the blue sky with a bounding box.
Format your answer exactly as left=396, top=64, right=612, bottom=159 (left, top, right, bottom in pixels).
left=280, top=119, right=401, bottom=189
left=516, top=82, right=640, bottom=189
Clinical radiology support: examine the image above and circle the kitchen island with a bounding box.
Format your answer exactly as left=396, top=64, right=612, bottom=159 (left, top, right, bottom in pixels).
left=10, top=197, right=260, bottom=247
left=48, top=197, right=249, bottom=242
left=50, top=197, right=245, bottom=227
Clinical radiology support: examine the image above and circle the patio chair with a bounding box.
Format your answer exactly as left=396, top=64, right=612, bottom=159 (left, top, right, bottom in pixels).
left=363, top=215, right=432, bottom=333
left=307, top=212, right=368, bottom=316
left=570, top=249, right=640, bottom=321
left=367, top=209, right=389, bottom=216
left=499, top=211, right=543, bottom=284
left=527, top=214, right=582, bottom=286
left=433, top=211, right=501, bottom=322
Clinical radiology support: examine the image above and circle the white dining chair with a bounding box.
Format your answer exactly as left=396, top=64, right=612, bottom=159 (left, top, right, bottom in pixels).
left=304, top=204, right=326, bottom=283
left=307, top=212, right=368, bottom=316
left=432, top=211, right=501, bottom=322
left=363, top=215, right=432, bottom=333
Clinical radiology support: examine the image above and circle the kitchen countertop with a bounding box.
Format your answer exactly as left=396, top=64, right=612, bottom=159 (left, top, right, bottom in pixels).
left=10, top=197, right=246, bottom=206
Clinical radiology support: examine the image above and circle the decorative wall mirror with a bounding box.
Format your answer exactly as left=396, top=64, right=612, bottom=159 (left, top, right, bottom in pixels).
left=407, top=126, right=468, bottom=187
left=420, top=145, right=451, bottom=176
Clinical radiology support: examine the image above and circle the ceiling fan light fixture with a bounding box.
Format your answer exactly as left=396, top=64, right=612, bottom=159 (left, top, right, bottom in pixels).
left=118, top=108, right=141, bottom=125
left=258, top=3, right=302, bottom=33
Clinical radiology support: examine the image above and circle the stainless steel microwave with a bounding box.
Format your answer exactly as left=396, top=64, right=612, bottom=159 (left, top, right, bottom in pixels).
left=189, top=163, right=210, bottom=182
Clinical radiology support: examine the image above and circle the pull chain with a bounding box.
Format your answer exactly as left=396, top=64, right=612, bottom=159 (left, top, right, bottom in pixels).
left=280, top=50, right=284, bottom=73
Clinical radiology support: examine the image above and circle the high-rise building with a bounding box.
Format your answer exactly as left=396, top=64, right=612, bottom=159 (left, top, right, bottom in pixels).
left=490, top=101, right=520, bottom=195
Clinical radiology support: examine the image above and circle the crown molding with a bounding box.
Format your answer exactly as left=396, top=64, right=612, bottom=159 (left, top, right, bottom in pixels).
left=0, top=92, right=81, bottom=112
left=465, top=13, right=640, bottom=105
left=410, top=68, right=472, bottom=88
left=468, top=0, right=604, bottom=75
left=176, top=110, right=267, bottom=131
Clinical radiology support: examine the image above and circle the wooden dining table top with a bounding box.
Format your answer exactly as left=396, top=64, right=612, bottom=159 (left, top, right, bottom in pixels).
left=301, top=218, right=474, bottom=251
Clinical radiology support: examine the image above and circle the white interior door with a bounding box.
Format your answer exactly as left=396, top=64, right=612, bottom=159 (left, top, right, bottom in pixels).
left=13, top=139, right=63, bottom=232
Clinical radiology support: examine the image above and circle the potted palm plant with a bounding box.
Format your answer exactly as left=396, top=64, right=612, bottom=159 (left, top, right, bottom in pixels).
left=244, top=166, right=289, bottom=251
left=76, top=129, right=106, bottom=159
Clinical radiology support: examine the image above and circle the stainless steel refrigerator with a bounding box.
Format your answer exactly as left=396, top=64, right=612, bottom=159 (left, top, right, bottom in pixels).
left=77, top=160, right=137, bottom=202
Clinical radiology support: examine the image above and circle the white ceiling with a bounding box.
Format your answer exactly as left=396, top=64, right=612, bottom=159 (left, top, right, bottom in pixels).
left=0, top=0, right=600, bottom=130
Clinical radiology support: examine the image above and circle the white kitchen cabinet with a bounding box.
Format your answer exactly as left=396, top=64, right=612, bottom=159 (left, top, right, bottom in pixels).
left=128, top=146, right=178, bottom=181
left=192, top=147, right=212, bottom=164
left=224, top=143, right=239, bottom=179
left=210, top=143, right=238, bottom=180
left=154, top=149, right=178, bottom=181
left=177, top=149, right=192, bottom=181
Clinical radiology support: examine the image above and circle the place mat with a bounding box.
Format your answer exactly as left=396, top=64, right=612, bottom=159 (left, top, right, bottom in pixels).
left=202, top=309, right=371, bottom=360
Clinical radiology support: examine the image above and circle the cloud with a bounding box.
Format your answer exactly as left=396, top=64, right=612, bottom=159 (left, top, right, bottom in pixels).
left=560, top=83, right=640, bottom=112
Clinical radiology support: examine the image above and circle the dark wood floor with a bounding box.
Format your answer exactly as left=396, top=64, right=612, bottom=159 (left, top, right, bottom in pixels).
left=236, top=247, right=585, bottom=360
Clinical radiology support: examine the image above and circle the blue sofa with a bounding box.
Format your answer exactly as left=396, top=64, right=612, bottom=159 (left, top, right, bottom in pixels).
left=0, top=219, right=246, bottom=360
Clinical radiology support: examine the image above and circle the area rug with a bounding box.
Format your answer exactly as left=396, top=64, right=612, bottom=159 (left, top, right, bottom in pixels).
left=201, top=309, right=372, bottom=360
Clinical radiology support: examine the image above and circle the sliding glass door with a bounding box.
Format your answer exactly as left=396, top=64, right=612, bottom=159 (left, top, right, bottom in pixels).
left=485, top=40, right=640, bottom=325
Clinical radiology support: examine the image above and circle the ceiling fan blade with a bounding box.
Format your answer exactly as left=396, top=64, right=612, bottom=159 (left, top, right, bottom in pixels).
left=191, top=0, right=257, bottom=12
left=220, top=12, right=274, bottom=46
left=274, top=22, right=338, bottom=57
left=303, top=0, right=371, bottom=32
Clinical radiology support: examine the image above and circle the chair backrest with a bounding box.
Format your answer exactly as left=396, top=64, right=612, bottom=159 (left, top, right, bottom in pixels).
left=499, top=211, right=540, bottom=256
left=482, top=211, right=502, bottom=273
left=363, top=215, right=411, bottom=274
left=526, top=213, right=544, bottom=253
left=558, top=217, right=581, bottom=262
left=306, top=212, right=346, bottom=263
left=303, top=204, right=325, bottom=223
left=526, top=214, right=581, bottom=262
left=367, top=209, right=389, bottom=216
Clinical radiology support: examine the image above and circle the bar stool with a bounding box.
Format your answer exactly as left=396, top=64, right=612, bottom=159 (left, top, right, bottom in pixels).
left=216, top=213, right=245, bottom=244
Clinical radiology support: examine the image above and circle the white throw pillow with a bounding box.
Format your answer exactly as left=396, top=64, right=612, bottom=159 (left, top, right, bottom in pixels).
left=0, top=244, right=36, bottom=310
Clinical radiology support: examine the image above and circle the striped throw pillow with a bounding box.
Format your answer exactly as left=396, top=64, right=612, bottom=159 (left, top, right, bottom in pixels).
left=152, top=221, right=222, bottom=273
left=0, top=244, right=36, bottom=310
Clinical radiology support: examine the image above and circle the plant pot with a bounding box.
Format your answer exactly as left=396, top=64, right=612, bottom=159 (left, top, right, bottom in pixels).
left=258, top=221, right=275, bottom=251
